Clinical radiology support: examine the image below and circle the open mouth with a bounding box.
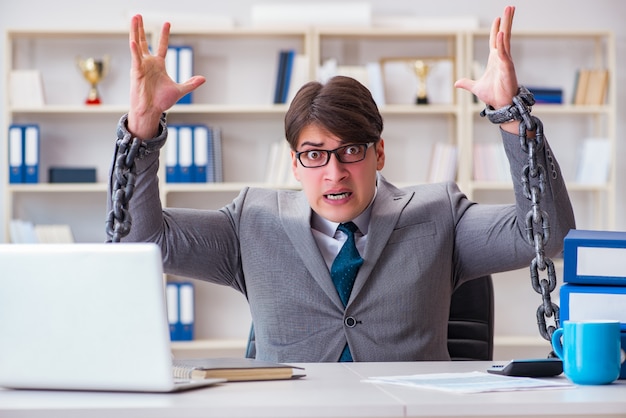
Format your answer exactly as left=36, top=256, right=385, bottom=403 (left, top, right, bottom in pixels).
left=325, top=192, right=351, bottom=201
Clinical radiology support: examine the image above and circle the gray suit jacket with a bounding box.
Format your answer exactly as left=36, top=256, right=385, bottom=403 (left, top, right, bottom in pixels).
left=112, top=115, right=575, bottom=362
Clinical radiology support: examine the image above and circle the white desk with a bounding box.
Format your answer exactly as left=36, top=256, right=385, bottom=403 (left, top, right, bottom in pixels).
left=1, top=362, right=625, bottom=418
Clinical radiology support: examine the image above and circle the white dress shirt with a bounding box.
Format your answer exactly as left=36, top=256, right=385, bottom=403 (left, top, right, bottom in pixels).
left=310, top=191, right=375, bottom=270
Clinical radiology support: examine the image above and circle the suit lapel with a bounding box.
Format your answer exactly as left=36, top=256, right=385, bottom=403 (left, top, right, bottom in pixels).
left=278, top=191, right=345, bottom=308
left=348, top=176, right=414, bottom=305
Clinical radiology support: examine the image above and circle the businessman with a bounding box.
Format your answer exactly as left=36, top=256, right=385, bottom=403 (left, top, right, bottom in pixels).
left=110, top=6, right=575, bottom=362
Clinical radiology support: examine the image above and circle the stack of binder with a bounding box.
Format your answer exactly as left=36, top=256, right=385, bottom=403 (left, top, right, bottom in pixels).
left=8, top=124, right=39, bottom=184
left=561, top=229, right=626, bottom=379
left=166, top=281, right=194, bottom=341
left=165, top=124, right=222, bottom=183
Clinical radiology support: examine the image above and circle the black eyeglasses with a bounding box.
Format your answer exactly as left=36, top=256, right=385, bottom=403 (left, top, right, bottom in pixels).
left=295, top=142, right=374, bottom=168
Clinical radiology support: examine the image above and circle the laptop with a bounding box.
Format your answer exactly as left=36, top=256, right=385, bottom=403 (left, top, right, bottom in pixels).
left=0, top=242, right=224, bottom=392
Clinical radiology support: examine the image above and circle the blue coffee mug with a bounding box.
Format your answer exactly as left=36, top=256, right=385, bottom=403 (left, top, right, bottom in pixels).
left=552, top=320, right=622, bottom=385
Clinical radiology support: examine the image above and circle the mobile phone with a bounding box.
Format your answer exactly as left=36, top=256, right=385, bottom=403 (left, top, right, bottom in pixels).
left=487, top=358, right=563, bottom=377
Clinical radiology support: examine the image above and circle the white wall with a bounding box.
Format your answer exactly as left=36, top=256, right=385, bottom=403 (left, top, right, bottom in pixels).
left=1, top=0, right=625, bottom=357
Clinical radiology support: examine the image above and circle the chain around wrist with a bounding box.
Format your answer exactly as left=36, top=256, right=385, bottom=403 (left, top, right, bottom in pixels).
left=480, top=86, right=536, bottom=124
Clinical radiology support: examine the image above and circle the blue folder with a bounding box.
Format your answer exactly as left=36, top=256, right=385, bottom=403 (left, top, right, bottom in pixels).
left=560, top=283, right=626, bottom=332
left=563, top=229, right=626, bottom=285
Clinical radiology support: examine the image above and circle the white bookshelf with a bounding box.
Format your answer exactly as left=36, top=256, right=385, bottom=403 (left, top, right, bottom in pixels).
left=464, top=29, right=616, bottom=231
left=3, top=26, right=615, bottom=356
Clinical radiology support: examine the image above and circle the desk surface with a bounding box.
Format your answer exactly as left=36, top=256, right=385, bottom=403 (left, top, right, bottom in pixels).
left=1, top=361, right=625, bottom=418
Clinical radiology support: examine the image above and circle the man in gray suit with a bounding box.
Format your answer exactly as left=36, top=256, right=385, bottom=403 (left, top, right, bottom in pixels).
left=111, top=6, right=575, bottom=362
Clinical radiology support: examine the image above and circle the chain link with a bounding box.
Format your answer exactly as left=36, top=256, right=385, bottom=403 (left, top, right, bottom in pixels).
left=516, top=104, right=560, bottom=343
left=105, top=131, right=145, bottom=243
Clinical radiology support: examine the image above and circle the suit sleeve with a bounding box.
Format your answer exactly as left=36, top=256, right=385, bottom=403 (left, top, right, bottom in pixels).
left=452, top=127, right=576, bottom=281
left=108, top=114, right=244, bottom=290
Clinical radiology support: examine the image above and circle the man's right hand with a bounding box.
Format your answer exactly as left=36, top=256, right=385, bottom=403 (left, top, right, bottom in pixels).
left=127, top=14, right=206, bottom=139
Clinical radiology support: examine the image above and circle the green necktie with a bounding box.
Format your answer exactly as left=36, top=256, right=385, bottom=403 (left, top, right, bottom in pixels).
left=331, top=222, right=363, bottom=362
left=331, top=222, right=363, bottom=306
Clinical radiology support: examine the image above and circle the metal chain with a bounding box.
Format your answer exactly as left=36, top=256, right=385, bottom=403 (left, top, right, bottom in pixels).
left=105, top=131, right=145, bottom=243
left=514, top=96, right=560, bottom=344
left=482, top=89, right=560, bottom=348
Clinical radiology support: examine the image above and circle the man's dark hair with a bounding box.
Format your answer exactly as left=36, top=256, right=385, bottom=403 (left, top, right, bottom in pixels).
left=284, top=76, right=383, bottom=150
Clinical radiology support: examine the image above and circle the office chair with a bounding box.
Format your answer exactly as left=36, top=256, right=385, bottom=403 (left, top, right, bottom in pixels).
left=245, top=275, right=494, bottom=361
left=447, top=275, right=494, bottom=360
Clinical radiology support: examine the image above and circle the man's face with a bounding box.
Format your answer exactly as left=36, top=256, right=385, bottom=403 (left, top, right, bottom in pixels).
left=291, top=124, right=385, bottom=223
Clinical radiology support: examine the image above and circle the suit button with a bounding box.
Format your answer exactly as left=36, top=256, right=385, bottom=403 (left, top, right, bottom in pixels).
left=345, top=317, right=357, bottom=327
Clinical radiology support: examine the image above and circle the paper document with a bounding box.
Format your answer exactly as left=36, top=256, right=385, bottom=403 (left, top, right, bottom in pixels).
left=363, top=371, right=573, bottom=394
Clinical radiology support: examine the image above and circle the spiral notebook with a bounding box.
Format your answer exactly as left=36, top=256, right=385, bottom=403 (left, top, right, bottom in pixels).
left=0, top=243, right=224, bottom=392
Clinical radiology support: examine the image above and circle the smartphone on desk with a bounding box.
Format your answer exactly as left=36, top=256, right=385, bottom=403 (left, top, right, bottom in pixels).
left=487, top=358, right=563, bottom=377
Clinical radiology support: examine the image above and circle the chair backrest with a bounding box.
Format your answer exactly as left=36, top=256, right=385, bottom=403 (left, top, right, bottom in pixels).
left=245, top=275, right=494, bottom=361
left=447, top=275, right=494, bottom=361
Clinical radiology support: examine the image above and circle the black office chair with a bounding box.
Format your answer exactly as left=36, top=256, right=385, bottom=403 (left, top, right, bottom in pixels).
left=447, top=275, right=494, bottom=361
left=245, top=275, right=494, bottom=361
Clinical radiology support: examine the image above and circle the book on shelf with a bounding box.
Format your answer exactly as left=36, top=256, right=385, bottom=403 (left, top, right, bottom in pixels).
left=176, top=46, right=194, bottom=104
left=178, top=125, right=194, bottom=182
left=575, top=138, right=610, bottom=185
left=572, top=69, right=589, bottom=105
left=527, top=86, right=563, bottom=104
left=9, top=220, right=74, bottom=244
left=472, top=142, right=510, bottom=183
left=274, top=50, right=311, bottom=105
left=165, top=45, right=194, bottom=105
left=9, top=69, right=45, bottom=107
left=272, top=49, right=287, bottom=103
left=273, top=49, right=295, bottom=104
left=285, top=54, right=310, bottom=104
left=427, top=142, right=457, bottom=183
left=265, top=139, right=299, bottom=187
left=8, top=124, right=39, bottom=184
left=572, top=68, right=609, bottom=105
left=33, top=224, right=75, bottom=244
left=339, top=63, right=385, bottom=107
left=192, top=125, right=209, bottom=183
left=166, top=281, right=194, bottom=341
left=172, top=357, right=305, bottom=382
left=365, top=62, right=386, bottom=107
left=9, top=219, right=38, bottom=243
left=563, top=229, right=626, bottom=286
left=212, top=127, right=223, bottom=183
left=48, top=167, right=97, bottom=183
left=584, top=68, right=609, bottom=105
left=8, top=125, right=23, bottom=184
left=165, top=124, right=179, bottom=183
left=165, top=124, right=222, bottom=183
left=264, top=141, right=282, bottom=184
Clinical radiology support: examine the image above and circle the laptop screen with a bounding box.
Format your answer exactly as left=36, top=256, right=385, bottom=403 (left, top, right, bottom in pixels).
left=0, top=243, right=184, bottom=392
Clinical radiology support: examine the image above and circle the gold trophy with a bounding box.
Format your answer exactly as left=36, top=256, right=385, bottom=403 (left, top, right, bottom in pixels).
left=77, top=56, right=109, bottom=105
left=413, top=60, right=431, bottom=105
